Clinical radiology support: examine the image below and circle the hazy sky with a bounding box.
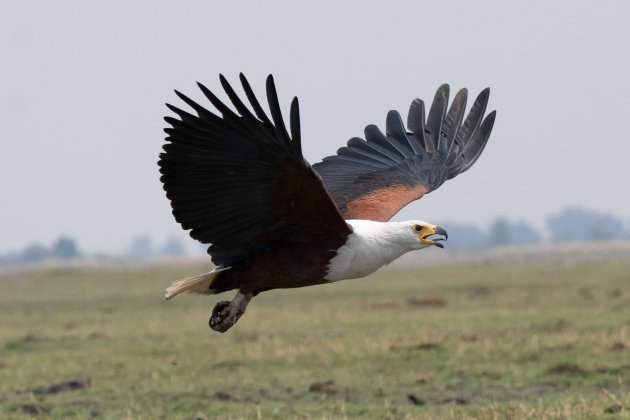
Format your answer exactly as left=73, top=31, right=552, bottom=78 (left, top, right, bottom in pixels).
left=1, top=1, right=629, bottom=254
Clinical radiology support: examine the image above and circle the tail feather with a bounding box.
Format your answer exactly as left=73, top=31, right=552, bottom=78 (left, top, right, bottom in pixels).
left=164, top=267, right=229, bottom=300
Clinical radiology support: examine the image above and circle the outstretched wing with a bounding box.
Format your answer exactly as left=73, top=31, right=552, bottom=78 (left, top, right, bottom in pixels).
left=159, top=74, right=351, bottom=266
left=312, top=85, right=496, bottom=222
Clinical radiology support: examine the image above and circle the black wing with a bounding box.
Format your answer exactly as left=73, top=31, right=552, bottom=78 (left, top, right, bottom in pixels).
left=159, top=74, right=351, bottom=266
left=312, top=85, right=496, bottom=221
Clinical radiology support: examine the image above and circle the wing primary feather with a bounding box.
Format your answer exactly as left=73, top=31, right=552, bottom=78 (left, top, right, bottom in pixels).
left=385, top=110, right=415, bottom=156
left=165, top=103, right=200, bottom=123
left=426, top=84, right=449, bottom=156
left=239, top=73, right=273, bottom=126
left=365, top=124, right=407, bottom=159
left=461, top=110, right=496, bottom=173
left=218, top=74, right=256, bottom=119
left=265, top=75, right=291, bottom=143
left=455, top=87, right=489, bottom=148
left=173, top=90, right=218, bottom=121
left=290, top=97, right=301, bottom=155
left=442, top=88, right=468, bottom=155
left=406, top=98, right=427, bottom=152
left=196, top=81, right=239, bottom=120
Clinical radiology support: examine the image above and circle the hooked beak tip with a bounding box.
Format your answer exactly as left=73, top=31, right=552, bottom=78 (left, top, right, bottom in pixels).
left=435, top=226, right=448, bottom=241
left=420, top=225, right=448, bottom=248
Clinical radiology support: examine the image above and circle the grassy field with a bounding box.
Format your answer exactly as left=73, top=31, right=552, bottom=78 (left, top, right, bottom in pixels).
left=0, top=259, right=628, bottom=419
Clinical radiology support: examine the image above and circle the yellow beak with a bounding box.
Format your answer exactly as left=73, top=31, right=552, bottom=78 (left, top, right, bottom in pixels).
left=419, top=224, right=448, bottom=248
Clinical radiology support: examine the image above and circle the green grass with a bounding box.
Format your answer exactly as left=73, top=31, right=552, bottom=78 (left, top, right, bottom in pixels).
left=0, top=260, right=629, bottom=418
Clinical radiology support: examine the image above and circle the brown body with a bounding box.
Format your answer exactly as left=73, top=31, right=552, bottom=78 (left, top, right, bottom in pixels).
left=205, top=159, right=353, bottom=295
left=211, top=243, right=336, bottom=295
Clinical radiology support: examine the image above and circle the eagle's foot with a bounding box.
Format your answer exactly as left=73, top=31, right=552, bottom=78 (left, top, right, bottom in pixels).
left=209, top=301, right=231, bottom=332
left=209, top=301, right=245, bottom=333
left=208, top=291, right=252, bottom=333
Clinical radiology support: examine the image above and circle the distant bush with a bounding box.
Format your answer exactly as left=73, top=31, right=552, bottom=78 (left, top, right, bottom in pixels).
left=125, top=236, right=153, bottom=260
left=159, top=237, right=186, bottom=257
left=2, top=236, right=82, bottom=263
left=547, top=207, right=625, bottom=242
left=442, top=223, right=488, bottom=249
left=487, top=218, right=542, bottom=246
left=50, top=237, right=79, bottom=259
left=122, top=235, right=188, bottom=260
left=488, top=218, right=511, bottom=246
left=19, top=244, right=50, bottom=262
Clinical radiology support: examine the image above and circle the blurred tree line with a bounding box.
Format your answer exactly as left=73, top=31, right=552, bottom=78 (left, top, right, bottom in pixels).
left=124, top=235, right=187, bottom=260
left=3, top=237, right=80, bottom=263
left=446, top=206, right=628, bottom=249
left=445, top=219, right=542, bottom=249
left=0, top=235, right=189, bottom=264
left=547, top=207, right=625, bottom=242
left=1, top=206, right=628, bottom=264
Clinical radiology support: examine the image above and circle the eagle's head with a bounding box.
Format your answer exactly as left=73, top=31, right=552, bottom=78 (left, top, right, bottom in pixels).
left=408, top=221, right=448, bottom=249
left=325, top=219, right=449, bottom=281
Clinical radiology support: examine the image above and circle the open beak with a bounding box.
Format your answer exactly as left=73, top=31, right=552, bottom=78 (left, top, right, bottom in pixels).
left=421, top=225, right=448, bottom=249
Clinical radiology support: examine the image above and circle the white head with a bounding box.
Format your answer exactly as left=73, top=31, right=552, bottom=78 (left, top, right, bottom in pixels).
left=326, top=219, right=449, bottom=281
left=345, top=219, right=448, bottom=251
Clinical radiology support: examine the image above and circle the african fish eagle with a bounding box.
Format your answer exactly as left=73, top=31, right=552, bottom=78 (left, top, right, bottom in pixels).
left=158, top=74, right=495, bottom=332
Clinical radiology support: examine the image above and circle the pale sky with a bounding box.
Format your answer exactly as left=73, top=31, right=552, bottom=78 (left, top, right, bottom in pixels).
left=1, top=1, right=629, bottom=254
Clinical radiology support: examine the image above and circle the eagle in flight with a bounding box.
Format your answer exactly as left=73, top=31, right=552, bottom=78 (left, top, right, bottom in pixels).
left=159, top=74, right=495, bottom=332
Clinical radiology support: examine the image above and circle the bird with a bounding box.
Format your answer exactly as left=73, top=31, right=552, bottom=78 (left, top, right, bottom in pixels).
left=158, top=74, right=496, bottom=332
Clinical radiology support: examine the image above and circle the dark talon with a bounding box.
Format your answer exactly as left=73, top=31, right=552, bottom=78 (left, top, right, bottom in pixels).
left=209, top=301, right=231, bottom=331
left=211, top=301, right=230, bottom=317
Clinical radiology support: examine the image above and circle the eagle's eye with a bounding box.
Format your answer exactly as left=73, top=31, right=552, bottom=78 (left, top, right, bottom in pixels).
left=414, top=224, right=423, bottom=232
